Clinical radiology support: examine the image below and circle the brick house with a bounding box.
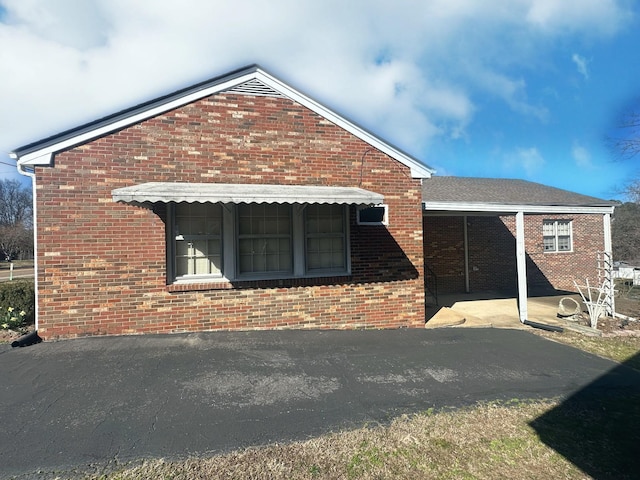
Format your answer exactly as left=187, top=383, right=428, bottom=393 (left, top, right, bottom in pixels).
left=11, top=65, right=615, bottom=339
left=11, top=66, right=432, bottom=339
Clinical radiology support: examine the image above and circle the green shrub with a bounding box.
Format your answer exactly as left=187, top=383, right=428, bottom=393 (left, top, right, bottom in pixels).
left=0, top=280, right=35, bottom=330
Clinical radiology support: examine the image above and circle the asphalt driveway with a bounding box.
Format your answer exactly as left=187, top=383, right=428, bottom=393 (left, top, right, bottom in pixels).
left=1, top=328, right=639, bottom=478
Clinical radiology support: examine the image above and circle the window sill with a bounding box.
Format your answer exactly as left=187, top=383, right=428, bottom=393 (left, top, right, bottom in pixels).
left=167, top=274, right=353, bottom=293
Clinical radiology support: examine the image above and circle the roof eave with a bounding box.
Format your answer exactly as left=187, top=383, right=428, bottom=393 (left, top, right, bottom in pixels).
left=422, top=201, right=615, bottom=214
left=10, top=65, right=434, bottom=178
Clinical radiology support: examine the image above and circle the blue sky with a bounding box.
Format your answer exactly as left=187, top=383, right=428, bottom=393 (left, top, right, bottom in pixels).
left=1, top=0, right=639, bottom=200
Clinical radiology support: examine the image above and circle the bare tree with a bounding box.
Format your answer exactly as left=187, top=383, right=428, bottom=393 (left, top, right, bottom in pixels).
left=0, top=225, right=33, bottom=261
left=0, top=179, right=32, bottom=227
left=0, top=179, right=33, bottom=260
left=610, top=107, right=640, bottom=203
left=622, top=178, right=640, bottom=204
left=612, top=111, right=640, bottom=160
left=609, top=106, right=640, bottom=262
left=612, top=202, right=640, bottom=262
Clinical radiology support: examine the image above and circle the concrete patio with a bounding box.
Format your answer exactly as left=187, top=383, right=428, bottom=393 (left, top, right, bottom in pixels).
left=425, top=292, right=588, bottom=331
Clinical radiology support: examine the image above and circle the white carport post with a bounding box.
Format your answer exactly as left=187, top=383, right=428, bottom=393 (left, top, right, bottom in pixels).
left=515, top=211, right=528, bottom=323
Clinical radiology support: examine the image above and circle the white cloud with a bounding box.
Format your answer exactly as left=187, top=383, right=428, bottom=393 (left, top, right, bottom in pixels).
left=467, top=66, right=549, bottom=121
left=572, top=53, right=590, bottom=80
left=518, top=147, right=546, bottom=176
left=1, top=0, right=109, bottom=49
left=0, top=0, right=633, bottom=183
left=572, top=142, right=593, bottom=168
left=525, top=0, right=632, bottom=35
left=504, top=147, right=546, bottom=177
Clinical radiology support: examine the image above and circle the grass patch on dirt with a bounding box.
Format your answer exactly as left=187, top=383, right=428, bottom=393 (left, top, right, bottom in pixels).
left=533, top=328, right=640, bottom=371
left=88, top=395, right=640, bottom=480
left=91, top=400, right=570, bottom=480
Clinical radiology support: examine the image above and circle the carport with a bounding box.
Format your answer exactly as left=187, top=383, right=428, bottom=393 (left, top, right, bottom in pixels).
left=421, top=177, right=615, bottom=325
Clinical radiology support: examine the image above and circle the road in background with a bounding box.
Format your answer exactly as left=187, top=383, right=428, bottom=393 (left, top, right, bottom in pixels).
left=0, top=265, right=34, bottom=282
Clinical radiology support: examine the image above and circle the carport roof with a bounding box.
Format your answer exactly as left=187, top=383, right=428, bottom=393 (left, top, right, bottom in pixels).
left=422, top=177, right=616, bottom=214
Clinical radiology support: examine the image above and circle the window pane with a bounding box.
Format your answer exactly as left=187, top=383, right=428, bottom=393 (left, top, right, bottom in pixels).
left=176, top=203, right=222, bottom=235
left=557, top=221, right=571, bottom=235
left=238, top=204, right=290, bottom=235
left=190, top=217, right=206, bottom=235
left=306, top=205, right=346, bottom=272
left=306, top=205, right=344, bottom=234
left=542, top=221, right=555, bottom=236
left=308, top=236, right=345, bottom=270
left=558, top=236, right=571, bottom=251
left=192, top=239, right=207, bottom=258
left=174, top=203, right=223, bottom=279
left=206, top=217, right=221, bottom=235
left=543, top=236, right=556, bottom=251
left=237, top=204, right=292, bottom=275
left=176, top=257, right=189, bottom=277
left=176, top=239, right=189, bottom=256
left=194, top=256, right=210, bottom=275
left=238, top=237, right=292, bottom=274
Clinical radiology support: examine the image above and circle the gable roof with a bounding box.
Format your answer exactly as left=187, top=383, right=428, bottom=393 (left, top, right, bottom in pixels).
left=422, top=177, right=616, bottom=214
left=10, top=65, right=434, bottom=179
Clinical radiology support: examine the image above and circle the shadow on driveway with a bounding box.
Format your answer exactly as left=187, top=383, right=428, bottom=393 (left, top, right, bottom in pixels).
left=1, top=328, right=639, bottom=478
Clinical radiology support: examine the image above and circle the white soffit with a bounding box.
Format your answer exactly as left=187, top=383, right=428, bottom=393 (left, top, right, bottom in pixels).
left=112, top=182, right=384, bottom=205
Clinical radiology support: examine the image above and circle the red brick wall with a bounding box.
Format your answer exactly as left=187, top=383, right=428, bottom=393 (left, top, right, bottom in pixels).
left=423, top=216, right=465, bottom=293
left=468, top=216, right=517, bottom=293
left=519, top=213, right=605, bottom=292
left=34, top=93, right=425, bottom=339
left=423, top=214, right=605, bottom=295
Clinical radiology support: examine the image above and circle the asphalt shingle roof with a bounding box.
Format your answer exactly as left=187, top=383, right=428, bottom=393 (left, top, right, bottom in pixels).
left=422, top=177, right=615, bottom=207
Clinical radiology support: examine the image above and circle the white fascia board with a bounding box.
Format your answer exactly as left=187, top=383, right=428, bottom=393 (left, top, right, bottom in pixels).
left=17, top=152, right=53, bottom=167
left=14, top=72, right=261, bottom=165
left=423, top=201, right=615, bottom=215
left=14, top=67, right=435, bottom=179
left=255, top=70, right=434, bottom=179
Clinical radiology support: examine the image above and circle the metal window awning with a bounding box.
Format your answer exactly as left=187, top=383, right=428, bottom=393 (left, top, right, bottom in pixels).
left=112, top=182, right=384, bottom=205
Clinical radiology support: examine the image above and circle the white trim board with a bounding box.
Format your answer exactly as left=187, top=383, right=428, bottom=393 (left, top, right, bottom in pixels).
left=11, top=66, right=434, bottom=179
left=423, top=202, right=615, bottom=215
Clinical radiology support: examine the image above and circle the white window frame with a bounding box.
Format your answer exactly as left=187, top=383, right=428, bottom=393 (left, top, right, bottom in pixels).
left=168, top=203, right=350, bottom=283
left=543, top=219, right=573, bottom=253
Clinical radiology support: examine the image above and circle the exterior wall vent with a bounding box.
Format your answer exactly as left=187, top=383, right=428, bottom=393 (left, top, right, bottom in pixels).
left=227, top=79, right=285, bottom=97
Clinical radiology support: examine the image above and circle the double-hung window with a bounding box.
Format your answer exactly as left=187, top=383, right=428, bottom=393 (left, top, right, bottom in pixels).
left=170, top=202, right=348, bottom=283
left=543, top=219, right=572, bottom=252
left=238, top=204, right=292, bottom=276
left=305, top=204, right=346, bottom=273
left=174, top=203, right=223, bottom=278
